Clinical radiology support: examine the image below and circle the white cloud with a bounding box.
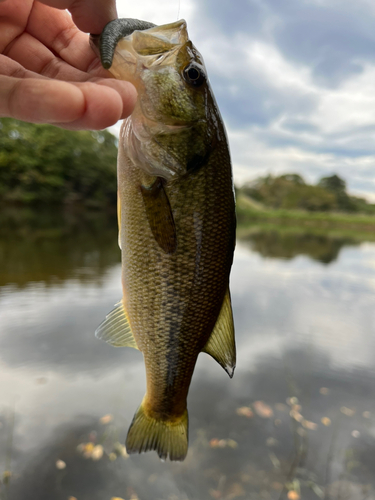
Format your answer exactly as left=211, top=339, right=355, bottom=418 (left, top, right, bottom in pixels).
left=116, top=0, right=196, bottom=27
left=229, top=128, right=375, bottom=200
left=246, top=41, right=313, bottom=93
left=310, top=63, right=375, bottom=134
left=232, top=242, right=375, bottom=373
left=108, top=0, right=375, bottom=201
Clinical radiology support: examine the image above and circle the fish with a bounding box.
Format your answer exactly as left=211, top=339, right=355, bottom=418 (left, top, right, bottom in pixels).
left=90, top=18, right=236, bottom=462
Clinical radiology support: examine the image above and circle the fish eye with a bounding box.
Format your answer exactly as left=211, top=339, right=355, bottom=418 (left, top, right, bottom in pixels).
left=183, top=64, right=206, bottom=87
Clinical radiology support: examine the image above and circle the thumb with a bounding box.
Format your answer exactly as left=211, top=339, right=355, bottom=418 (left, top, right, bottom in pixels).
left=69, top=0, right=117, bottom=33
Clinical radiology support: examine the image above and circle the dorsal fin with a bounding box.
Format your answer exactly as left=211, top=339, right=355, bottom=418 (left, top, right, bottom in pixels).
left=95, top=300, right=138, bottom=349
left=140, top=177, right=177, bottom=254
left=202, top=288, right=236, bottom=377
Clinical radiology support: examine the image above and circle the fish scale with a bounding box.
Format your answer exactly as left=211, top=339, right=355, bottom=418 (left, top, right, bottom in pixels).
left=92, top=18, right=236, bottom=461
left=120, top=131, right=234, bottom=419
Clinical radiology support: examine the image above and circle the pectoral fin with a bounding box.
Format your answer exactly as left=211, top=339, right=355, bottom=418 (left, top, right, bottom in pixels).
left=95, top=300, right=138, bottom=349
left=202, top=288, right=236, bottom=378
left=141, top=177, right=177, bottom=254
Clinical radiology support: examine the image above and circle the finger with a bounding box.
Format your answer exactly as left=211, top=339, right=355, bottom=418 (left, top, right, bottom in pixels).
left=0, top=53, right=46, bottom=79
left=4, top=31, right=108, bottom=81
left=0, top=54, right=137, bottom=121
left=0, top=75, right=135, bottom=129
left=26, top=2, right=99, bottom=73
left=38, top=0, right=117, bottom=34
left=94, top=78, right=137, bottom=120
left=0, top=52, right=138, bottom=119
left=53, top=81, right=131, bottom=130
left=0, top=75, right=85, bottom=123
left=69, top=0, right=117, bottom=34
left=0, top=0, right=33, bottom=51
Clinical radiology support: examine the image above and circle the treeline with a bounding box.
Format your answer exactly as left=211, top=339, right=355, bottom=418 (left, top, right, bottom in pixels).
left=238, top=173, right=375, bottom=214
left=0, top=118, right=118, bottom=207
left=2, top=118, right=373, bottom=215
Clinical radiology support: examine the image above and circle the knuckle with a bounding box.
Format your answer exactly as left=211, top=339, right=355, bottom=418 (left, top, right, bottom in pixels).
left=40, top=57, right=62, bottom=79
left=51, top=26, right=76, bottom=53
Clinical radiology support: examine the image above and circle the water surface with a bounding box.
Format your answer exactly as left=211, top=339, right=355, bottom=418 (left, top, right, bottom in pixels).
left=1, top=211, right=375, bottom=500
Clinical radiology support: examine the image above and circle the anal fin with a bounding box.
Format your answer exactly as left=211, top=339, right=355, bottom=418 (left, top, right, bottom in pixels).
left=202, top=288, right=236, bottom=378
left=95, top=300, right=138, bottom=349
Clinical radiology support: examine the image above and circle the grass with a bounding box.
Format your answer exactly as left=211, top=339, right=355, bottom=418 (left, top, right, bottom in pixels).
left=236, top=194, right=375, bottom=238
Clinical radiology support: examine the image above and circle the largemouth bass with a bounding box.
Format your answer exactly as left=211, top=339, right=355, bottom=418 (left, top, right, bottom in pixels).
left=90, top=18, right=236, bottom=462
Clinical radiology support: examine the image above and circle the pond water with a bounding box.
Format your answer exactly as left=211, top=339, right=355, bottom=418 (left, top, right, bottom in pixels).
left=1, top=210, right=375, bottom=500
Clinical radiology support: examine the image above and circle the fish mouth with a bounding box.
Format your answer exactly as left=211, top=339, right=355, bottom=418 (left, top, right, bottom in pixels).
left=89, top=34, right=101, bottom=60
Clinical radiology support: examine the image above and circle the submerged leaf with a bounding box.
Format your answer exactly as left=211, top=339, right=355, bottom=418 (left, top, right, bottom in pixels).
left=272, top=482, right=283, bottom=491
left=341, top=407, right=355, bottom=417
left=275, top=403, right=287, bottom=412
left=209, top=438, right=220, bottom=448
left=226, top=439, right=238, bottom=449
left=290, top=409, right=303, bottom=422
left=99, top=414, right=113, bottom=425
left=266, top=437, right=278, bottom=447
left=269, top=452, right=280, bottom=469
left=236, top=407, right=254, bottom=418
left=227, top=482, right=245, bottom=499
left=91, top=445, right=104, bottom=460
left=287, top=397, right=299, bottom=406
left=113, top=442, right=128, bottom=457
left=2, top=471, right=12, bottom=484
left=253, top=401, right=273, bottom=418
left=209, top=438, right=237, bottom=449
left=209, top=490, right=222, bottom=499
left=302, top=419, right=318, bottom=430
left=287, top=492, right=300, bottom=500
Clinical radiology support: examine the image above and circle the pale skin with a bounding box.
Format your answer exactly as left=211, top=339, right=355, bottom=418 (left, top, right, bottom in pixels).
left=0, top=0, right=137, bottom=130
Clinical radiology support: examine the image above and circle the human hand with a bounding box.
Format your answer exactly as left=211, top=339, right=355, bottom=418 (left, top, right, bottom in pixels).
left=0, top=0, right=137, bottom=130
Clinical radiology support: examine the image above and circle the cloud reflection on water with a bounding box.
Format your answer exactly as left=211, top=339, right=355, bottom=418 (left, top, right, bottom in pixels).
left=1, top=217, right=375, bottom=497
left=5, top=346, right=375, bottom=500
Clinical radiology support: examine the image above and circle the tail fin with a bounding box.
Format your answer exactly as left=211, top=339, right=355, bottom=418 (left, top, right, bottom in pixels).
left=126, top=400, right=188, bottom=461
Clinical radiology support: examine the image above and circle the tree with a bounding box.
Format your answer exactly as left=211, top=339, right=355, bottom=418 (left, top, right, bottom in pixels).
left=279, top=173, right=305, bottom=185
left=318, top=174, right=346, bottom=194
left=318, top=174, right=355, bottom=211
left=0, top=118, right=118, bottom=206
left=241, top=174, right=337, bottom=211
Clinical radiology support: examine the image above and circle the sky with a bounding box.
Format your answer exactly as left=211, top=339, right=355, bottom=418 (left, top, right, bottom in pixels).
left=113, top=0, right=375, bottom=201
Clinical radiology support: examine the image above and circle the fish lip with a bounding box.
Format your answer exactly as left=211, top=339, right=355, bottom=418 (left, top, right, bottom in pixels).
left=89, top=34, right=100, bottom=56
